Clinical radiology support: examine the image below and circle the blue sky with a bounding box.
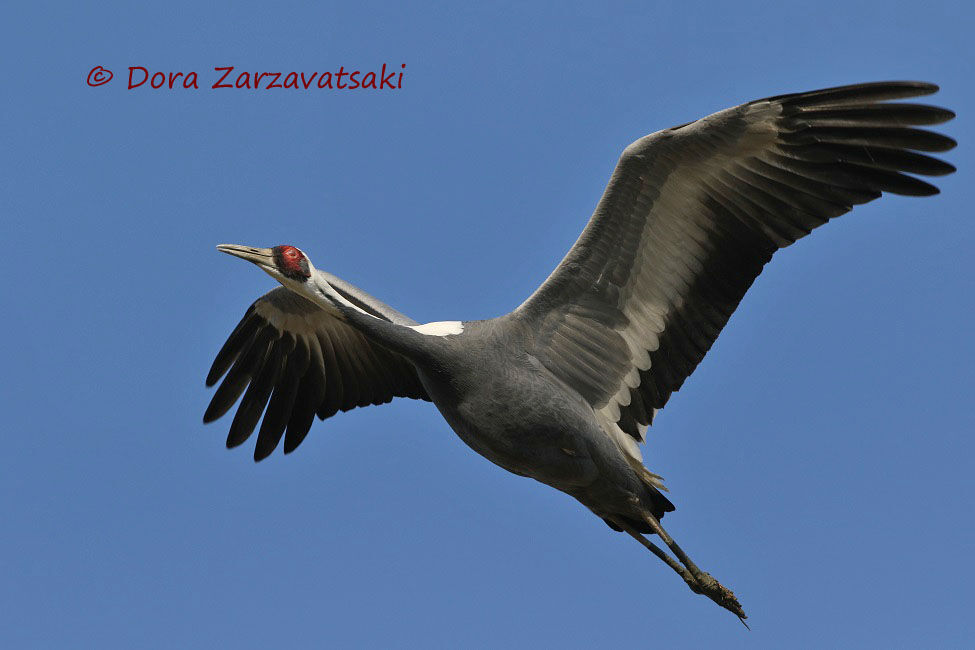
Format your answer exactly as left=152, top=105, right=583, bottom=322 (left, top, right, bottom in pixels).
left=2, top=1, right=972, bottom=647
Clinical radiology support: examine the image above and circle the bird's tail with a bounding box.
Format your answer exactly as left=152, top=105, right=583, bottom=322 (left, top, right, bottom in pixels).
left=602, top=459, right=675, bottom=533
left=624, top=454, right=675, bottom=521
left=646, top=483, right=676, bottom=521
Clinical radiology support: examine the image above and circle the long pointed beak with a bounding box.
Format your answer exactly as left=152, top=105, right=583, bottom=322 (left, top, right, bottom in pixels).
left=216, top=244, right=275, bottom=269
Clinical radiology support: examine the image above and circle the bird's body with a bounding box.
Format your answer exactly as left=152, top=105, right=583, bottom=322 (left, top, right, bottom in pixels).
left=414, top=316, right=671, bottom=525
left=205, top=81, right=955, bottom=619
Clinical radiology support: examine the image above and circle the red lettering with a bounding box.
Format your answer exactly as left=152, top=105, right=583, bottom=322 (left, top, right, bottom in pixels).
left=213, top=66, right=234, bottom=89
left=130, top=65, right=406, bottom=92
left=127, top=66, right=148, bottom=89
left=379, top=63, right=395, bottom=89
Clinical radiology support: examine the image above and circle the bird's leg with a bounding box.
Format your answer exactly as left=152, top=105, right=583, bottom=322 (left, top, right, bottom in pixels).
left=618, top=524, right=698, bottom=585
left=637, top=512, right=747, bottom=623
left=638, top=511, right=705, bottom=581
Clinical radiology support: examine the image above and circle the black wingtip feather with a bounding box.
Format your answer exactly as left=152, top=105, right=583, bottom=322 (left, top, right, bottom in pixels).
left=783, top=143, right=956, bottom=177
left=783, top=126, right=956, bottom=153
left=772, top=81, right=940, bottom=107
left=253, top=338, right=310, bottom=461
left=203, top=326, right=276, bottom=424
left=282, top=419, right=313, bottom=454
left=225, top=339, right=284, bottom=449
left=787, top=103, right=956, bottom=128
left=206, top=306, right=259, bottom=387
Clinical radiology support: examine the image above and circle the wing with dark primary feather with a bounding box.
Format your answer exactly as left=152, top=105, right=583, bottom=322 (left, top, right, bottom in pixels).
left=517, top=81, right=955, bottom=448
left=205, top=276, right=430, bottom=461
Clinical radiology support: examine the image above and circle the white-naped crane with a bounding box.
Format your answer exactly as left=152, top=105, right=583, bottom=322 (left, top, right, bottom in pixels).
left=205, top=82, right=955, bottom=620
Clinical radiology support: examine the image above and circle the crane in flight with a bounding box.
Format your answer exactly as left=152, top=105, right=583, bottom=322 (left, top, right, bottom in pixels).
left=205, top=81, right=955, bottom=619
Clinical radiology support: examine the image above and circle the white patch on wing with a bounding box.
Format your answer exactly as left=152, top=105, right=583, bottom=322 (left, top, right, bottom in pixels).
left=409, top=321, right=464, bottom=336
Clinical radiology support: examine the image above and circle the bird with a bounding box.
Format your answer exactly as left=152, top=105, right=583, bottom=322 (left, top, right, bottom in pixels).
left=204, top=81, right=955, bottom=619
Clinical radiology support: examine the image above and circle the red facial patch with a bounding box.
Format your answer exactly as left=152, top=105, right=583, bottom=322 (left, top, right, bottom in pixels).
left=272, top=245, right=311, bottom=280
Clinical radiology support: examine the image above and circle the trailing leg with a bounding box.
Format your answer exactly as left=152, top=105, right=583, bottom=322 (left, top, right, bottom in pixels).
left=618, top=516, right=747, bottom=623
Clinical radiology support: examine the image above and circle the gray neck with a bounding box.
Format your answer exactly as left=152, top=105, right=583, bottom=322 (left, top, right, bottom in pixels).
left=307, top=274, right=438, bottom=362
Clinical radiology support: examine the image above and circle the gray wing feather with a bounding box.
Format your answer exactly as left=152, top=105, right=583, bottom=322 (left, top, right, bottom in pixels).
left=517, top=81, right=955, bottom=444
left=205, top=280, right=430, bottom=460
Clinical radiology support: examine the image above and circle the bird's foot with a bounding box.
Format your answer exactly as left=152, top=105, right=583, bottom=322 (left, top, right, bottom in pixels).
left=683, top=569, right=747, bottom=624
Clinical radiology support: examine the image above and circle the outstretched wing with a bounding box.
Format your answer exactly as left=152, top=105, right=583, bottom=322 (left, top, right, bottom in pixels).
left=517, top=81, right=955, bottom=453
left=205, top=274, right=430, bottom=460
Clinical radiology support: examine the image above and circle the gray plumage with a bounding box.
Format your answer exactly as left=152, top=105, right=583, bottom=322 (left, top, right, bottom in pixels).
left=205, top=81, right=955, bottom=618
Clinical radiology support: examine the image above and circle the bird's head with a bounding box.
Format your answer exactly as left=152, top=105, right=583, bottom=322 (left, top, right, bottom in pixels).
left=217, top=244, right=315, bottom=292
